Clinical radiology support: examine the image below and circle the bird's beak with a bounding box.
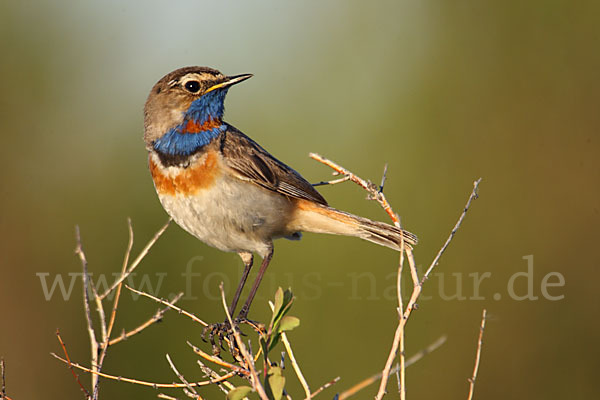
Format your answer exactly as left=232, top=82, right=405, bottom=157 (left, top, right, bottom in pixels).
left=204, top=73, right=253, bottom=94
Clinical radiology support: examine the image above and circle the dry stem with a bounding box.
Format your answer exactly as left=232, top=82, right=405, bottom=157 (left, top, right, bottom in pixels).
left=311, top=153, right=482, bottom=400
left=98, top=219, right=171, bottom=300
left=467, top=309, right=487, bottom=400
left=219, top=283, right=269, bottom=400
left=125, top=285, right=207, bottom=327
left=338, top=335, right=447, bottom=399
left=51, top=353, right=235, bottom=388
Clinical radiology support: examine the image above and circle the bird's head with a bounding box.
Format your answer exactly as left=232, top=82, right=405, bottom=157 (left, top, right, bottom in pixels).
left=144, top=66, right=252, bottom=152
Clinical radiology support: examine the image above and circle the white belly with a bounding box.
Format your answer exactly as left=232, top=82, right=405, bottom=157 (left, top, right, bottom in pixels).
left=158, top=173, right=295, bottom=257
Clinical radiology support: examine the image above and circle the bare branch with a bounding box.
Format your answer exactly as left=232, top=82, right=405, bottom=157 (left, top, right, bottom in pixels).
left=55, top=329, right=91, bottom=398
left=125, top=285, right=207, bottom=327
left=74, top=226, right=99, bottom=398
left=219, top=283, right=269, bottom=400
left=308, top=376, right=340, bottom=399
left=338, top=335, right=446, bottom=399
left=109, top=293, right=184, bottom=346
left=467, top=309, right=487, bottom=400
left=423, top=179, right=482, bottom=282
left=98, top=219, right=171, bottom=300
left=166, top=354, right=199, bottom=398
left=51, top=353, right=234, bottom=389
left=310, top=153, right=401, bottom=227
left=187, top=342, right=249, bottom=376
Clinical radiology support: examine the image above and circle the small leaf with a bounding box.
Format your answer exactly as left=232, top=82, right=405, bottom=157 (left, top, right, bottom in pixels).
left=283, top=288, right=294, bottom=308
left=273, top=287, right=284, bottom=316
left=278, top=316, right=300, bottom=332
left=268, top=332, right=282, bottom=353
left=227, top=385, right=253, bottom=400
left=267, top=367, right=285, bottom=400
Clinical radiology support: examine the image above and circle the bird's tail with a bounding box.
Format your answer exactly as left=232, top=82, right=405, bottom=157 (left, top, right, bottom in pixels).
left=291, top=201, right=417, bottom=250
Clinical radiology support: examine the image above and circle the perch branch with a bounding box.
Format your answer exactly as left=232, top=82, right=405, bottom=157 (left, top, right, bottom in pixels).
left=310, top=153, right=401, bottom=227
left=219, top=283, right=269, bottom=400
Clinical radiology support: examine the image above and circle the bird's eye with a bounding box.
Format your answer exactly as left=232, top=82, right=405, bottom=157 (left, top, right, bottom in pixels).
left=184, top=80, right=201, bottom=93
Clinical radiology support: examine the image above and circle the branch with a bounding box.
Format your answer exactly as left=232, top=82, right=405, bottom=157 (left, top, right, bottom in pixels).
left=74, top=225, right=99, bottom=398
left=219, top=283, right=269, bottom=400
left=51, top=353, right=235, bottom=389
left=125, top=285, right=207, bottom=327
left=309, top=153, right=401, bottom=227
left=268, top=301, right=311, bottom=398
left=308, top=376, right=340, bottom=399
left=109, top=293, right=184, bottom=346
left=338, top=335, right=447, bottom=399
left=166, top=354, right=200, bottom=399
left=376, top=179, right=481, bottom=399
left=98, top=219, right=171, bottom=300
left=467, top=309, right=487, bottom=400
left=56, top=329, right=91, bottom=398
left=1, top=357, right=14, bottom=400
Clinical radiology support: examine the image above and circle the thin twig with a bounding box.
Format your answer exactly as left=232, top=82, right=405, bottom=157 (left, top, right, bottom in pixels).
left=55, top=329, right=91, bottom=398
left=51, top=353, right=234, bottom=388
left=379, top=163, right=388, bottom=193
left=75, top=226, right=99, bottom=398
left=376, top=179, right=481, bottom=399
left=196, top=360, right=235, bottom=394
left=125, top=285, right=208, bottom=327
left=219, top=283, right=269, bottom=400
left=187, top=342, right=249, bottom=376
left=158, top=394, right=180, bottom=400
left=90, top=282, right=106, bottom=399
left=309, top=376, right=340, bottom=399
left=166, top=354, right=199, bottom=398
left=98, top=219, right=171, bottom=300
left=0, top=357, right=5, bottom=399
left=104, top=218, right=135, bottom=344
left=312, top=175, right=351, bottom=187
left=1, top=358, right=14, bottom=400
left=310, top=153, right=401, bottom=227
left=268, top=301, right=311, bottom=398
left=338, top=335, right=447, bottom=399
left=467, top=309, right=487, bottom=400
left=423, top=179, right=482, bottom=281
left=109, top=293, right=184, bottom=346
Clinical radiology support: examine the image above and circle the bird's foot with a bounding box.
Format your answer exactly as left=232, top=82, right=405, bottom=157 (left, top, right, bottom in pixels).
left=201, top=318, right=265, bottom=356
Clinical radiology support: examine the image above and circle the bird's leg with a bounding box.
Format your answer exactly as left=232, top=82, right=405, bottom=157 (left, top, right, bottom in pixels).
left=229, top=252, right=254, bottom=315
left=202, top=252, right=254, bottom=355
left=237, top=248, right=274, bottom=321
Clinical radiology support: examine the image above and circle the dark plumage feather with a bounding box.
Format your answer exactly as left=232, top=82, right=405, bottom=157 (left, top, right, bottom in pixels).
left=219, top=125, right=328, bottom=206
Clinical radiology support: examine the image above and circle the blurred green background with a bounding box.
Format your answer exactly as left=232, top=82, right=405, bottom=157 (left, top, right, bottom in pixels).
left=1, top=0, right=598, bottom=398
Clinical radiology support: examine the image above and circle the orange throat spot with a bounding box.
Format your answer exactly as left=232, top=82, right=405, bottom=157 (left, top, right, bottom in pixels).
left=149, top=151, right=219, bottom=195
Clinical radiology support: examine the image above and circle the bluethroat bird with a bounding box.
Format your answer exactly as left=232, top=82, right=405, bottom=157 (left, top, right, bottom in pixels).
left=144, top=66, right=417, bottom=337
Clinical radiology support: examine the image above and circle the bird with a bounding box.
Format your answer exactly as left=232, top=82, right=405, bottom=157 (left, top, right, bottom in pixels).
left=143, top=66, right=417, bottom=337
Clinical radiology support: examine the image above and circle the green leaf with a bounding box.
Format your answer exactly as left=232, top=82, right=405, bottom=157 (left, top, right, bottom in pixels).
left=273, top=287, right=284, bottom=316
left=267, top=367, right=285, bottom=400
left=278, top=316, right=300, bottom=332
left=227, top=385, right=253, bottom=400
left=268, top=332, right=282, bottom=353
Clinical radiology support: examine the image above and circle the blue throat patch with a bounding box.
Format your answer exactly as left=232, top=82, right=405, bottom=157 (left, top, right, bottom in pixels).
left=153, top=89, right=229, bottom=156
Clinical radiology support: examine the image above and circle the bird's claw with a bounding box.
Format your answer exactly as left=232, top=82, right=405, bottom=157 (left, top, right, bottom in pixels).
left=201, top=318, right=261, bottom=356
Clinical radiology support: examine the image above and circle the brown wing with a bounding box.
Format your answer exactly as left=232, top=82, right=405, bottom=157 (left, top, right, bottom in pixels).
left=219, top=125, right=328, bottom=206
